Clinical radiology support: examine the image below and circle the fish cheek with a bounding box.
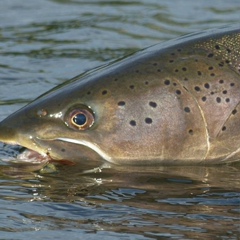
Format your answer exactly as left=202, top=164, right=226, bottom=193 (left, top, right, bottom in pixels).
left=93, top=87, right=208, bottom=163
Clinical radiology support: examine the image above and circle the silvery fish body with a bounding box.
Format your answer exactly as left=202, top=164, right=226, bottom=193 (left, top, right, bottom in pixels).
left=0, top=26, right=240, bottom=165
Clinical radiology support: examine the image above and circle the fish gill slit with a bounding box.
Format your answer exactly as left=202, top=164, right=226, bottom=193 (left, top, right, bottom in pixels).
left=174, top=78, right=210, bottom=160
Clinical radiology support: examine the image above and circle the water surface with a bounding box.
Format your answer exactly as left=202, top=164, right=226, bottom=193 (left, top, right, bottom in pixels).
left=0, top=0, right=240, bottom=239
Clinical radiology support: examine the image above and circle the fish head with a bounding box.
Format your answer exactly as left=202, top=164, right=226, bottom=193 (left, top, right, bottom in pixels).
left=0, top=77, right=120, bottom=164
left=0, top=56, right=207, bottom=165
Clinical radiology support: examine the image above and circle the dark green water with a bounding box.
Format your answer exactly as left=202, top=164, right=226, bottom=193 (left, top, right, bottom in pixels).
left=0, top=1, right=240, bottom=239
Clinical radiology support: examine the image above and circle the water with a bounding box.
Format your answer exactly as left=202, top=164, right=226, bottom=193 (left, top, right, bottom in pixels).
left=0, top=0, right=240, bottom=239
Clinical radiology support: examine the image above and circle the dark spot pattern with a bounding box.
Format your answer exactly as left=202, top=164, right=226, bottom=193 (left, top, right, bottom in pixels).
left=188, top=129, right=193, bottom=135
left=164, top=79, right=170, bottom=85
left=145, top=118, right=152, bottom=124
left=219, top=79, right=224, bottom=84
left=149, top=101, right=157, bottom=108
left=184, top=107, right=191, bottom=113
left=194, top=86, right=201, bottom=92
left=118, top=101, right=125, bottom=106
left=204, top=83, right=210, bottom=89
left=232, top=109, right=237, bottom=115
left=130, top=120, right=136, bottom=126
left=216, top=97, right=221, bottom=103
left=102, top=90, right=108, bottom=95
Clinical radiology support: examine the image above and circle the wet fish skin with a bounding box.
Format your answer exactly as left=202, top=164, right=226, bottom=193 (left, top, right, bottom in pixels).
left=0, top=26, right=240, bottom=165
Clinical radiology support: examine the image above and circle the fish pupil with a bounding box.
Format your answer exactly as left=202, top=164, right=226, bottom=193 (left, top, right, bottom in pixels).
left=73, top=113, right=87, bottom=126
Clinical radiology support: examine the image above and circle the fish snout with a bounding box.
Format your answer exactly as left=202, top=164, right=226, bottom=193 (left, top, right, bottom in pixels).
left=0, top=118, right=19, bottom=145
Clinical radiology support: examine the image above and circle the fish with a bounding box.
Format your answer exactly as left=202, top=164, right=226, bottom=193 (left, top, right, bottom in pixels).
left=0, top=26, right=240, bottom=166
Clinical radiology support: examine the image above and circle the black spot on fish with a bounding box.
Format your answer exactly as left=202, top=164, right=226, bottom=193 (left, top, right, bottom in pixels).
left=184, top=77, right=188, bottom=81
left=114, top=78, right=118, bottom=82
left=197, top=71, right=202, bottom=76
left=149, top=101, right=157, bottom=108
left=222, top=126, right=226, bottom=131
left=87, top=91, right=91, bottom=95
left=232, top=109, right=237, bottom=115
left=211, top=91, right=215, bottom=95
left=145, top=118, right=152, bottom=124
left=210, top=73, right=215, bottom=77
left=182, top=67, right=187, bottom=71
left=215, top=45, right=220, bottom=50
left=135, top=70, right=140, bottom=73
left=208, top=53, right=214, bottom=58
left=188, top=129, right=193, bottom=135
left=169, top=60, right=174, bottom=63
left=216, top=97, right=221, bottom=103
left=153, top=63, right=158, bottom=66
left=184, top=107, right=190, bottom=113
left=173, top=82, right=177, bottom=86
left=225, top=59, right=230, bottom=64
left=118, top=101, right=125, bottom=106
left=145, top=81, right=149, bottom=85
left=102, top=90, right=108, bottom=95
left=130, top=120, right=136, bottom=126
left=218, top=62, right=224, bottom=67
left=164, top=79, right=170, bottom=85
left=208, top=66, right=214, bottom=70
left=219, top=79, right=224, bottom=84
left=175, top=69, right=179, bottom=72
left=222, top=90, right=227, bottom=94
left=194, top=86, right=201, bottom=92
left=129, top=85, right=135, bottom=89
left=176, top=90, right=181, bottom=95
left=226, top=98, right=230, bottom=103
left=204, top=83, right=210, bottom=89
left=230, top=83, right=235, bottom=87
left=61, top=148, right=66, bottom=152
left=226, top=48, right=231, bottom=53
left=202, top=96, right=207, bottom=102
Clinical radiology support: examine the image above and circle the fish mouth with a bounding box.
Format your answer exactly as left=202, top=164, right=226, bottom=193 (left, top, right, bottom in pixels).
left=16, top=147, right=51, bottom=164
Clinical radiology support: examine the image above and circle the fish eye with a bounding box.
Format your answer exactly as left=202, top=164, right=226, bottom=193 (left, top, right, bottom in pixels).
left=69, top=109, right=94, bottom=130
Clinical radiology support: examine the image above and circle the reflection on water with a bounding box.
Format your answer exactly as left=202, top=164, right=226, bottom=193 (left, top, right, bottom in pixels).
left=0, top=0, right=240, bottom=239
left=0, top=161, right=240, bottom=239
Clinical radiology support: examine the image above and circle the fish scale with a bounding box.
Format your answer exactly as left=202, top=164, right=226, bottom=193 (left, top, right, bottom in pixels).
left=0, top=27, right=240, bottom=165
